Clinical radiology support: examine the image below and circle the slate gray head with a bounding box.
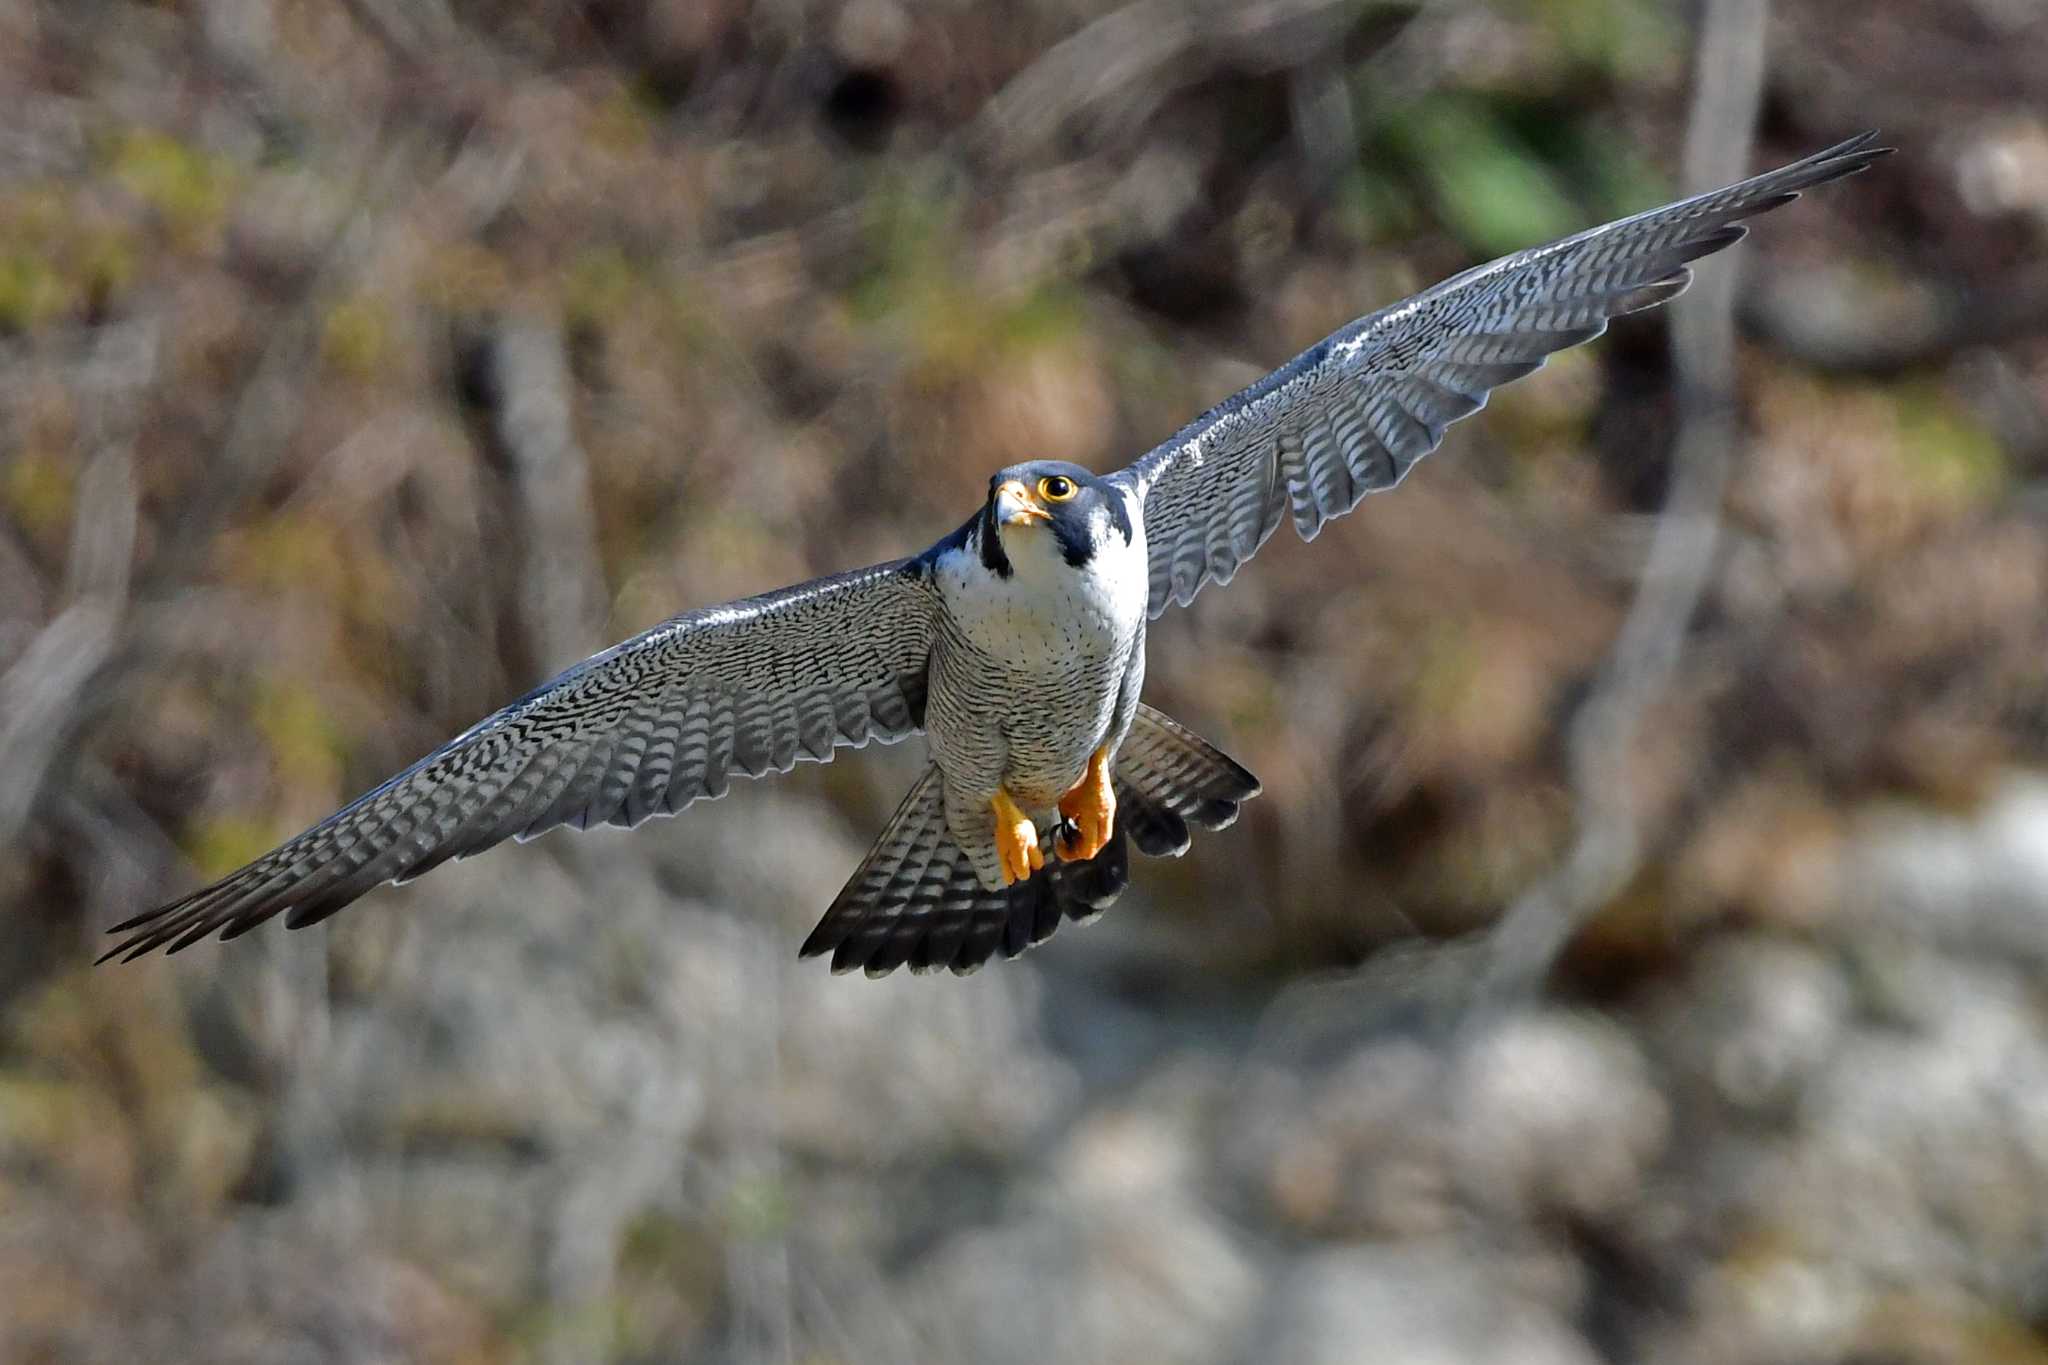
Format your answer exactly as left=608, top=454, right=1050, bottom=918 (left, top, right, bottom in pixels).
left=982, top=460, right=1132, bottom=573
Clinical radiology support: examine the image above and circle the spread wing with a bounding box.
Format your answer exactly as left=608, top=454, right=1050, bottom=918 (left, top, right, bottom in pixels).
left=1113, top=132, right=1890, bottom=617
left=105, top=562, right=938, bottom=960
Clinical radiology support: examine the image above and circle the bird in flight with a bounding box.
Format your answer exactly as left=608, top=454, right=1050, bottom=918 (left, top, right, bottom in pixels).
left=105, top=133, right=1889, bottom=976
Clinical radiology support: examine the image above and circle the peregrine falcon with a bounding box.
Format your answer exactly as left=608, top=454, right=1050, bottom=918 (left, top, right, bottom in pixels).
left=104, top=133, right=1888, bottom=975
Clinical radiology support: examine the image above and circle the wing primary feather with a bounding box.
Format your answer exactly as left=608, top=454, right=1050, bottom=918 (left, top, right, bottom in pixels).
left=621, top=712, right=682, bottom=827
left=1611, top=270, right=1693, bottom=316
left=699, top=691, right=736, bottom=800
left=663, top=692, right=716, bottom=815
left=1114, top=133, right=1889, bottom=617
left=593, top=707, right=660, bottom=829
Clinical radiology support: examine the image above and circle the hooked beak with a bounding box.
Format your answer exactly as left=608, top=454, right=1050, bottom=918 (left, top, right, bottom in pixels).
left=994, top=480, right=1051, bottom=527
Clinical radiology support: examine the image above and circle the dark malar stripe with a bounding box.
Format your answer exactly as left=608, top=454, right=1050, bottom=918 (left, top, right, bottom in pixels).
left=978, top=500, right=1013, bottom=579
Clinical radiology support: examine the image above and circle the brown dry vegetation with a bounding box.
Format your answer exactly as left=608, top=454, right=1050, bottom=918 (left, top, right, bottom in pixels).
left=5, top=1, right=2048, bottom=1362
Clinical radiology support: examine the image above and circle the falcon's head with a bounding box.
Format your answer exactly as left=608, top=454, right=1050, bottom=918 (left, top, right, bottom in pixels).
left=982, top=461, right=1133, bottom=575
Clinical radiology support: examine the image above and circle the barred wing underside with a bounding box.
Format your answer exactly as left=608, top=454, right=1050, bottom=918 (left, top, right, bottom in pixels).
left=106, top=562, right=937, bottom=960
left=1115, top=132, right=1889, bottom=618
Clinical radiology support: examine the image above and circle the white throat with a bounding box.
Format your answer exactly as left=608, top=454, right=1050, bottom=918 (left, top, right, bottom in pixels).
left=936, top=492, right=1150, bottom=660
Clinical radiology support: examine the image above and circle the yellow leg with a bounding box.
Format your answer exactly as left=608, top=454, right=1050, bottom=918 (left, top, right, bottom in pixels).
left=1057, top=745, right=1116, bottom=863
left=990, top=786, right=1045, bottom=885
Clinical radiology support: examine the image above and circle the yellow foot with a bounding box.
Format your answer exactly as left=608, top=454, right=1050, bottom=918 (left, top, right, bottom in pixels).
left=991, top=786, right=1045, bottom=885
left=1057, top=745, right=1116, bottom=863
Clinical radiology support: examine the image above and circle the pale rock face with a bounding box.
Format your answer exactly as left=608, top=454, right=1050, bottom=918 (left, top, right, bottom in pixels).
left=1262, top=1245, right=1600, bottom=1365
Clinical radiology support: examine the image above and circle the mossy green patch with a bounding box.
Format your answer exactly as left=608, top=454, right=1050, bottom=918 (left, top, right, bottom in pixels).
left=108, top=128, right=237, bottom=248
left=76, top=227, right=138, bottom=311
left=3, top=450, right=75, bottom=537
left=841, top=168, right=1088, bottom=380
left=1333, top=164, right=1423, bottom=248
left=847, top=168, right=955, bottom=323
left=1893, top=381, right=2008, bottom=507
left=253, top=680, right=348, bottom=795
left=1407, top=618, right=1485, bottom=721
left=618, top=1210, right=718, bottom=1281
left=422, top=241, right=513, bottom=313
left=0, top=1073, right=118, bottom=1160
left=0, top=251, right=74, bottom=332
left=188, top=814, right=286, bottom=881
left=321, top=293, right=395, bottom=380
left=226, top=513, right=352, bottom=595
left=721, top=1172, right=793, bottom=1240
left=589, top=86, right=656, bottom=155
left=655, top=273, right=734, bottom=364
left=1523, top=0, right=1679, bottom=79
left=0, top=184, right=143, bottom=331
left=563, top=245, right=639, bottom=330
left=1380, top=99, right=1583, bottom=258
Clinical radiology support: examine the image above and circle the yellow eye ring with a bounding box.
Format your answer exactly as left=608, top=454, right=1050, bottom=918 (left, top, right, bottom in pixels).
left=1038, top=475, right=1077, bottom=502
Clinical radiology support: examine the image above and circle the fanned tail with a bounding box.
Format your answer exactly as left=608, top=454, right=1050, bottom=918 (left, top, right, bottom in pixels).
left=1111, top=704, right=1261, bottom=856
left=800, top=704, right=1259, bottom=977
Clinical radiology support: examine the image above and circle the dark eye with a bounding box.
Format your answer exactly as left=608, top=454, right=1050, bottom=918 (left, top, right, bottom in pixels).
left=1038, top=475, right=1077, bottom=502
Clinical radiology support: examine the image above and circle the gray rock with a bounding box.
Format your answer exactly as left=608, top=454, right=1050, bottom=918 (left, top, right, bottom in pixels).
left=901, top=1178, right=1260, bottom=1365
left=1648, top=936, right=1853, bottom=1115
left=1255, top=1244, right=1599, bottom=1365
left=1842, top=772, right=2048, bottom=961
left=1449, top=1011, right=1670, bottom=1224
left=1227, top=1040, right=1457, bottom=1238
left=1766, top=960, right=2048, bottom=1307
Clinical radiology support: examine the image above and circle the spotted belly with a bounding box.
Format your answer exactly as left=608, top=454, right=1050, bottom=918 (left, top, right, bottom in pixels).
left=923, top=492, right=1150, bottom=844
left=993, top=673, right=1123, bottom=809
left=924, top=619, right=1136, bottom=818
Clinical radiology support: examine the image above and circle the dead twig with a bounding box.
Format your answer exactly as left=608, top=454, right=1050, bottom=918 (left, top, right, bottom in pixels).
left=472, top=315, right=609, bottom=673
left=972, top=0, right=1367, bottom=166
left=0, top=446, right=138, bottom=857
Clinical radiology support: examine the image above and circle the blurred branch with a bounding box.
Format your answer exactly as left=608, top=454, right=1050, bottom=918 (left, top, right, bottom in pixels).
left=543, top=1009, right=706, bottom=1365
left=973, top=0, right=1366, bottom=165
left=975, top=0, right=1197, bottom=162
left=0, top=446, right=137, bottom=859
left=0, top=319, right=153, bottom=861
left=720, top=939, right=795, bottom=1365
left=334, top=0, right=459, bottom=69
left=334, top=0, right=507, bottom=125
left=51, top=758, right=189, bottom=924
left=468, top=315, right=608, bottom=673
left=1475, top=0, right=1769, bottom=1005
left=1288, top=53, right=1358, bottom=192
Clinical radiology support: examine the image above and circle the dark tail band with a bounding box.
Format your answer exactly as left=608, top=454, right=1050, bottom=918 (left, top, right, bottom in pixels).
left=799, top=704, right=1259, bottom=977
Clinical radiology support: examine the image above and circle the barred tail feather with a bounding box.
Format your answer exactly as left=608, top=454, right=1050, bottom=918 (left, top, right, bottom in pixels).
left=799, top=705, right=1258, bottom=977
left=1111, top=704, right=1261, bottom=853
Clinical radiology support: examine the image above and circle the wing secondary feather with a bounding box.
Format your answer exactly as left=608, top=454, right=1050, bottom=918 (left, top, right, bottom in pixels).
left=105, top=562, right=937, bottom=960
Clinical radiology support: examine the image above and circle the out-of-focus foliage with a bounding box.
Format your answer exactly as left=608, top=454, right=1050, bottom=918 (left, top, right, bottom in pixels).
left=4, top=0, right=2048, bottom=1362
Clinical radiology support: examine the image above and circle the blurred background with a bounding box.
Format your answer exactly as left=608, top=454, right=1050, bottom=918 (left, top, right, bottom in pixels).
left=4, top=0, right=2047, bottom=1360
